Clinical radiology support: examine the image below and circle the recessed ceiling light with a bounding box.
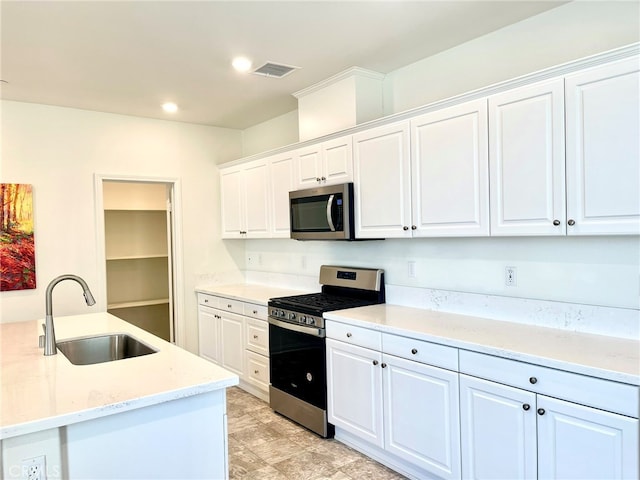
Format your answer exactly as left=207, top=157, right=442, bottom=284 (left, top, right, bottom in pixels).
left=162, top=102, right=178, bottom=113
left=232, top=57, right=253, bottom=73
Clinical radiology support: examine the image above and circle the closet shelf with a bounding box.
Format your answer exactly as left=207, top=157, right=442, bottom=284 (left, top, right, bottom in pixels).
left=106, top=254, right=168, bottom=261
left=108, top=299, right=170, bottom=310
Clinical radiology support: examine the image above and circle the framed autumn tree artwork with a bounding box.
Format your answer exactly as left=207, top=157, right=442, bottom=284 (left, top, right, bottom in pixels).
left=0, top=184, right=36, bottom=291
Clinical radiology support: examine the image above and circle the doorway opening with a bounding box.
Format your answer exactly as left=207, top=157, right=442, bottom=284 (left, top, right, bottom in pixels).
left=96, top=176, right=182, bottom=344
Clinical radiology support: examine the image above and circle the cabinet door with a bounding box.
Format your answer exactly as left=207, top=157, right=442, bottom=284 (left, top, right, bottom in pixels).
left=197, top=305, right=220, bottom=364
left=353, top=121, right=412, bottom=238
left=322, top=135, right=353, bottom=185
left=219, top=311, right=244, bottom=377
left=243, top=160, right=270, bottom=238
left=383, top=354, right=461, bottom=480
left=220, top=166, right=244, bottom=238
left=489, top=79, right=566, bottom=235
left=537, top=395, right=639, bottom=480
left=296, top=144, right=323, bottom=189
left=326, top=339, right=384, bottom=447
left=411, top=99, right=489, bottom=236
left=565, top=58, right=640, bottom=235
left=459, top=374, right=537, bottom=480
left=268, top=152, right=296, bottom=238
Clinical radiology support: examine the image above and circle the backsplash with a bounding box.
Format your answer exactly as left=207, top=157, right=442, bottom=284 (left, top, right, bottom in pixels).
left=240, top=236, right=639, bottom=340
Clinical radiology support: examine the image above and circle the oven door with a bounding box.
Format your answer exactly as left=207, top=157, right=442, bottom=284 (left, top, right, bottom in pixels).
left=268, top=318, right=327, bottom=409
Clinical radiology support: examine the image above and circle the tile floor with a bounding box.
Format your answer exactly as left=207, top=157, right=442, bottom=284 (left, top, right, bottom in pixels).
left=226, top=387, right=407, bottom=480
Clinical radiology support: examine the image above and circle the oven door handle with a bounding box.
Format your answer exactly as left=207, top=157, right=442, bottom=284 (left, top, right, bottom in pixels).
left=268, top=317, right=326, bottom=338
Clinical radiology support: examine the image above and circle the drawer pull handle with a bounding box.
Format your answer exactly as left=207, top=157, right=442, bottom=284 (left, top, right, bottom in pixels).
left=522, top=404, right=530, bottom=411
left=346, top=332, right=352, bottom=338
left=529, top=377, right=538, bottom=384
left=537, top=408, right=545, bottom=416
left=381, top=363, right=387, bottom=368
left=411, top=348, right=418, bottom=355
left=373, top=360, right=379, bottom=366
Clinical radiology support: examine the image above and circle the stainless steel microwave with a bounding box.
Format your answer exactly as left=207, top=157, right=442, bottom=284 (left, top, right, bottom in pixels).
left=289, top=183, right=355, bottom=240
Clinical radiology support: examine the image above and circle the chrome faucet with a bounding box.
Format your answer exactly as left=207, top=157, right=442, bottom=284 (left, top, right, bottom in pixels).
left=42, top=274, right=96, bottom=356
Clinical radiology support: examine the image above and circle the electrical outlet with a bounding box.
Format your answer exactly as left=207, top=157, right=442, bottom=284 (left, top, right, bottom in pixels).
left=505, top=266, right=517, bottom=287
left=22, top=456, right=46, bottom=480
left=408, top=260, right=416, bottom=278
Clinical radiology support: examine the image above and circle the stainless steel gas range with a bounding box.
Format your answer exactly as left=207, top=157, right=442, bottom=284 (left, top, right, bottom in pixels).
left=268, top=265, right=385, bottom=438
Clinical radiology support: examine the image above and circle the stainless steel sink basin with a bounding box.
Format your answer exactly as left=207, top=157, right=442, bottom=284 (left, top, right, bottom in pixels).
left=57, top=333, right=157, bottom=365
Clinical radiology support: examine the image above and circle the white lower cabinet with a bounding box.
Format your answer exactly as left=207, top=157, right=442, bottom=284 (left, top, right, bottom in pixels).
left=460, top=351, right=639, bottom=480
left=326, top=323, right=461, bottom=480
left=197, top=293, right=270, bottom=401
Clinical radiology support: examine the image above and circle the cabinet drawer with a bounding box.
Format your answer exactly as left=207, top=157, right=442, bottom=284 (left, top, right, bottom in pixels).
left=460, top=350, right=639, bottom=417
left=218, top=298, right=244, bottom=314
left=246, top=351, right=270, bottom=390
left=246, top=317, right=269, bottom=356
left=244, top=303, right=268, bottom=320
left=197, top=293, right=219, bottom=309
left=383, top=333, right=458, bottom=371
left=326, top=321, right=382, bottom=350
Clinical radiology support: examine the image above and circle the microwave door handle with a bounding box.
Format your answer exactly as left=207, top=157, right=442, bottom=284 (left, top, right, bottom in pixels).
left=326, top=194, right=336, bottom=231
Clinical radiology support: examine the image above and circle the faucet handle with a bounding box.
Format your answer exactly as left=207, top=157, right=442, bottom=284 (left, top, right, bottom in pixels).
left=39, top=324, right=45, bottom=348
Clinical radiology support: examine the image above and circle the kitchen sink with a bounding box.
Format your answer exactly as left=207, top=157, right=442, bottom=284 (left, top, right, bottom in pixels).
left=57, top=333, right=157, bottom=365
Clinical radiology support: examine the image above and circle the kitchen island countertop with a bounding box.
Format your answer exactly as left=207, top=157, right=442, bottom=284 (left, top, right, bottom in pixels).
left=0, top=312, right=238, bottom=440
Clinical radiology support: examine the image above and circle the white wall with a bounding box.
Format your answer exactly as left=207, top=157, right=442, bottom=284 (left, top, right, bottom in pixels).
left=0, top=101, right=244, bottom=353
left=384, top=1, right=640, bottom=115
left=241, top=110, right=299, bottom=157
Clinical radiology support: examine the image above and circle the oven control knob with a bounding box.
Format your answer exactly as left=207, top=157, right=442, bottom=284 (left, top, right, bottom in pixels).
left=289, top=313, right=296, bottom=320
left=279, top=310, right=286, bottom=318
left=307, top=318, right=316, bottom=326
left=300, top=316, right=307, bottom=323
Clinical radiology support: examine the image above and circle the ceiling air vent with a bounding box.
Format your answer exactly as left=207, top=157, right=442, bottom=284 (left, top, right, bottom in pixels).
left=252, top=62, right=300, bottom=78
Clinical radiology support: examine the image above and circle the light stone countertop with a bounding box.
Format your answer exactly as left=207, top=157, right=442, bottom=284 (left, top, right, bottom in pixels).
left=196, top=283, right=311, bottom=305
left=325, top=304, right=640, bottom=386
left=0, top=313, right=239, bottom=440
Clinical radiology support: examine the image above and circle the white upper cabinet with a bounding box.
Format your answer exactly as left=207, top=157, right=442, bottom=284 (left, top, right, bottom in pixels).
left=295, top=135, right=353, bottom=189
left=353, top=121, right=412, bottom=238
left=268, top=152, right=296, bottom=238
left=220, top=159, right=270, bottom=238
left=489, top=79, right=566, bottom=236
left=411, top=99, right=490, bottom=236
left=565, top=58, right=640, bottom=235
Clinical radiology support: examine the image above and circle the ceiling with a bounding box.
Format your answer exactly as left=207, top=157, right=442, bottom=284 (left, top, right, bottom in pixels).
left=1, top=1, right=566, bottom=130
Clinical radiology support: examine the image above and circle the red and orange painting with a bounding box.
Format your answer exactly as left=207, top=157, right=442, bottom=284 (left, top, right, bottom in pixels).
left=0, top=184, right=36, bottom=291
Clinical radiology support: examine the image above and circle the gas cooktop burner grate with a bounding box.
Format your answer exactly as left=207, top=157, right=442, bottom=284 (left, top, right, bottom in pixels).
left=270, top=292, right=377, bottom=314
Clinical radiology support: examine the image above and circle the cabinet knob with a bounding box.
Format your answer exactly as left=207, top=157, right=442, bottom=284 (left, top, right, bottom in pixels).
left=227, top=304, right=232, bottom=308
left=346, top=332, right=352, bottom=338
left=253, top=334, right=258, bottom=339
left=411, top=348, right=418, bottom=355
left=373, top=360, right=379, bottom=366
left=381, top=363, right=387, bottom=368
left=254, top=370, right=259, bottom=374
left=537, top=408, right=546, bottom=416
left=204, top=299, right=209, bottom=303
left=529, top=377, right=538, bottom=384
left=403, top=226, right=409, bottom=231
left=553, top=220, right=560, bottom=226
left=321, top=176, right=326, bottom=182
left=253, top=310, right=258, bottom=314
left=411, top=225, right=417, bottom=230
left=523, top=404, right=531, bottom=411
left=316, top=177, right=321, bottom=182
left=567, top=219, right=576, bottom=226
